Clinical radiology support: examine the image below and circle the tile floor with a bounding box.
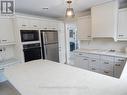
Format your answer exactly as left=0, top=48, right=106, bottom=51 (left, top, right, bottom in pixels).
left=0, top=81, right=20, bottom=95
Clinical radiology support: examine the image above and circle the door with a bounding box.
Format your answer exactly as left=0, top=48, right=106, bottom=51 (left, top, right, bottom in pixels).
left=44, top=43, right=59, bottom=62
left=117, top=9, right=127, bottom=39
left=42, top=31, right=58, bottom=44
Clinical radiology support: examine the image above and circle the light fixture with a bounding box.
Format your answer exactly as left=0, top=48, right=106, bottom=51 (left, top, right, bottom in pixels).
left=65, top=0, right=75, bottom=18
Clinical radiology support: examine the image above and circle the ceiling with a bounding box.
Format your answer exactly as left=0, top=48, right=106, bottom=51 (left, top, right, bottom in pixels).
left=15, top=0, right=126, bottom=18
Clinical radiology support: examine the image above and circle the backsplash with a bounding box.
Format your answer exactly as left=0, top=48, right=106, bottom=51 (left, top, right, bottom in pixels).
left=80, top=38, right=127, bottom=52
left=0, top=46, right=15, bottom=61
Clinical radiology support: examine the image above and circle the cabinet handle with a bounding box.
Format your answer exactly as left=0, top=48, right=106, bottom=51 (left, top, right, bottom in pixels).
left=79, top=54, right=83, bottom=55
left=44, top=28, right=47, bottom=30
left=104, top=62, right=109, bottom=64
left=33, top=25, right=37, bottom=27
left=104, top=71, right=109, bottom=74
left=119, top=35, right=124, bottom=37
left=83, top=59, right=88, bottom=60
left=118, top=59, right=124, bottom=62
left=0, top=68, right=4, bottom=70
left=22, top=25, right=26, bottom=27
left=92, top=60, right=96, bottom=62
left=2, top=40, right=7, bottom=42
left=92, top=68, right=96, bottom=70
left=115, top=64, right=121, bottom=66
left=88, top=36, right=91, bottom=37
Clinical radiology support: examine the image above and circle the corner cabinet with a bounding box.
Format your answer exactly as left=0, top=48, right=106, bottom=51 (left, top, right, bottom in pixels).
left=77, top=16, right=91, bottom=40
left=0, top=17, right=15, bottom=44
left=91, top=1, right=118, bottom=38
left=117, top=8, right=127, bottom=40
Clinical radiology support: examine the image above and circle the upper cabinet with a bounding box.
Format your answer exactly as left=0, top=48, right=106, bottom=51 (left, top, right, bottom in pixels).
left=91, top=1, right=118, bottom=38
left=40, top=19, right=58, bottom=30
left=16, top=17, right=40, bottom=29
left=117, top=8, right=127, bottom=40
left=77, top=16, right=91, bottom=40
left=0, top=17, right=15, bottom=44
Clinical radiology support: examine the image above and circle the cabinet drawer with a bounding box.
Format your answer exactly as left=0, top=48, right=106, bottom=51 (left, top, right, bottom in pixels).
left=89, top=67, right=100, bottom=73
left=89, top=58, right=100, bottom=68
left=115, top=57, right=126, bottom=63
left=100, top=69, right=113, bottom=77
left=73, top=56, right=89, bottom=70
left=101, top=61, right=114, bottom=71
left=101, top=55, right=114, bottom=62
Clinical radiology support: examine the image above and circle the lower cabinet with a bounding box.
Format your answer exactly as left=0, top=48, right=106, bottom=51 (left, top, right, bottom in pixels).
left=71, top=52, right=126, bottom=78
left=74, top=56, right=89, bottom=70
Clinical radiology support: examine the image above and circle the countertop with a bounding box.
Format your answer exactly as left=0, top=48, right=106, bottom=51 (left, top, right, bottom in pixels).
left=74, top=49, right=127, bottom=58
left=4, top=59, right=127, bottom=95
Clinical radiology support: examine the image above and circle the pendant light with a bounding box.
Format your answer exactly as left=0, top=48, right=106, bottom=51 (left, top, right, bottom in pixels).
left=65, top=0, right=75, bottom=18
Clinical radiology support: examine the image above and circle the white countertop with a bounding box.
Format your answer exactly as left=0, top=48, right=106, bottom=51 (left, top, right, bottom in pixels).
left=74, top=49, right=127, bottom=58
left=4, top=59, right=127, bottom=95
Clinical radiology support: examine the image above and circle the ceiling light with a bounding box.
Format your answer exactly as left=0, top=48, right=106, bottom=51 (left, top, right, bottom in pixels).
left=65, top=0, right=75, bottom=18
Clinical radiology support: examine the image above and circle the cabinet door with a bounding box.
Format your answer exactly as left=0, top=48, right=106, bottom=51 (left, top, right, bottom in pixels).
left=117, top=9, right=127, bottom=39
left=77, top=16, right=91, bottom=40
left=0, top=18, right=14, bottom=43
left=100, top=55, right=114, bottom=71
left=114, top=57, right=126, bottom=78
left=30, top=19, right=40, bottom=29
left=74, top=56, right=89, bottom=70
left=100, top=69, right=113, bottom=77
left=48, top=20, right=58, bottom=30
left=16, top=17, right=30, bottom=28
left=89, top=58, right=100, bottom=69
left=91, top=1, right=118, bottom=38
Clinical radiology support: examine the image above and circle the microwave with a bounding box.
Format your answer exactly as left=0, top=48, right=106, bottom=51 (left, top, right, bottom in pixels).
left=20, top=30, right=39, bottom=42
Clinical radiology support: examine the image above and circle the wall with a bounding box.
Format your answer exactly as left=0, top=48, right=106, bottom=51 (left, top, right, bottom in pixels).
left=80, top=38, right=127, bottom=52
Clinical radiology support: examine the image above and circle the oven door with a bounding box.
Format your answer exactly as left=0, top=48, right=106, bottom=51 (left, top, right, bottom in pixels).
left=20, top=30, right=39, bottom=42
left=23, top=47, right=41, bottom=62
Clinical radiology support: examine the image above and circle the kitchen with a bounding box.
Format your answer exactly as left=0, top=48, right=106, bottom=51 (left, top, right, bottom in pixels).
left=0, top=0, right=127, bottom=95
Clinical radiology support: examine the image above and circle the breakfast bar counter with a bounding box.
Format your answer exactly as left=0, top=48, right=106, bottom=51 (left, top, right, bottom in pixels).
left=4, top=59, right=127, bottom=95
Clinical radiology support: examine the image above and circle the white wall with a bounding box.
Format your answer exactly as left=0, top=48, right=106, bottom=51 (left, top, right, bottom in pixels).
left=80, top=38, right=127, bottom=52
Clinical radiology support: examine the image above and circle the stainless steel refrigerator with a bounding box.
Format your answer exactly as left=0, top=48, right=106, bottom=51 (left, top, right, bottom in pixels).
left=40, top=30, right=59, bottom=62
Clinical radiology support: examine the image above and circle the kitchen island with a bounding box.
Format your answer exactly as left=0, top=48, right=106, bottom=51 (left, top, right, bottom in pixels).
left=4, top=59, right=127, bottom=95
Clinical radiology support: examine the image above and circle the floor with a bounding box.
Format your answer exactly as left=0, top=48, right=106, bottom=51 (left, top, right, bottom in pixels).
left=0, top=81, right=20, bottom=95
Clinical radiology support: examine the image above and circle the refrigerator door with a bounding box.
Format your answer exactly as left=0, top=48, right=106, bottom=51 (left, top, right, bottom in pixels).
left=44, top=43, right=59, bottom=62
left=42, top=31, right=58, bottom=44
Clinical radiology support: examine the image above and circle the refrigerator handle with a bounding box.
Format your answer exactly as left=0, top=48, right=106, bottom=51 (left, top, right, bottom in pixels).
left=43, top=32, right=47, bottom=44
left=44, top=45, right=48, bottom=59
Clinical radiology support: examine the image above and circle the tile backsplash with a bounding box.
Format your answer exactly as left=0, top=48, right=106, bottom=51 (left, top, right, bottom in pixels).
left=80, top=38, right=127, bottom=52
left=0, top=46, right=15, bottom=61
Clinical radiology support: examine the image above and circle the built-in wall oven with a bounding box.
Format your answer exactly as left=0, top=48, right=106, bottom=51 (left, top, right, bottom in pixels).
left=20, top=30, right=39, bottom=42
left=23, top=43, right=41, bottom=62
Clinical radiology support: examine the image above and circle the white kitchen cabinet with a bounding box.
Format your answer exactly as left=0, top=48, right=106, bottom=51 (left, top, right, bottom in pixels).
left=16, top=17, right=30, bottom=28
left=77, top=16, right=91, bottom=40
left=114, top=57, right=126, bottom=78
left=0, top=17, right=15, bottom=44
left=91, top=1, right=118, bottom=38
left=16, top=17, right=40, bottom=29
left=117, top=8, right=127, bottom=40
left=100, top=55, right=114, bottom=71
left=100, top=69, right=113, bottom=77
left=30, top=19, right=40, bottom=29
left=40, top=19, right=58, bottom=30
left=74, top=56, right=89, bottom=70
left=71, top=51, right=126, bottom=78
